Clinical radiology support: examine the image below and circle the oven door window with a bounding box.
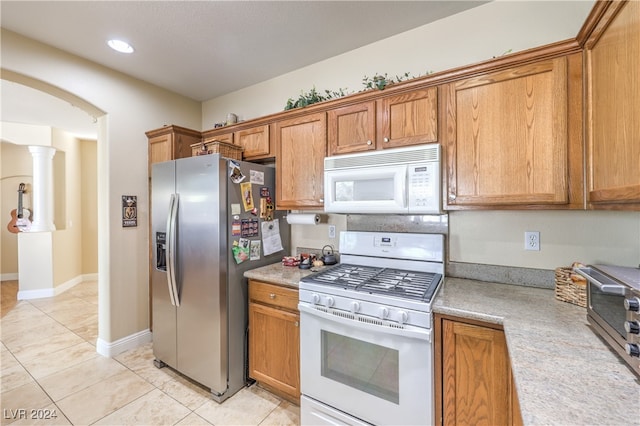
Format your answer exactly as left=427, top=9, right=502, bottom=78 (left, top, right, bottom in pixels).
left=321, top=330, right=399, bottom=404
left=590, top=282, right=626, bottom=338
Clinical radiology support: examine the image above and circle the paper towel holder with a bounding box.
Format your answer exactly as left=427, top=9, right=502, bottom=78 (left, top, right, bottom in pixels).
left=285, top=213, right=323, bottom=225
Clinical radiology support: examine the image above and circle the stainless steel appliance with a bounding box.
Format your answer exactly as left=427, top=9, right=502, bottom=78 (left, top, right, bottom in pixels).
left=151, top=154, right=290, bottom=402
left=299, top=231, right=444, bottom=425
left=574, top=264, right=640, bottom=377
left=323, top=144, right=441, bottom=214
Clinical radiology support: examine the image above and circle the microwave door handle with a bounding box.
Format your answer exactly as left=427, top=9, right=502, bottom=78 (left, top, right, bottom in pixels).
left=576, top=270, right=626, bottom=295
left=400, top=167, right=407, bottom=208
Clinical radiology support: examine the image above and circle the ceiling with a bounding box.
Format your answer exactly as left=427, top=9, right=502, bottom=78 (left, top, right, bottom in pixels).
left=1, top=1, right=489, bottom=102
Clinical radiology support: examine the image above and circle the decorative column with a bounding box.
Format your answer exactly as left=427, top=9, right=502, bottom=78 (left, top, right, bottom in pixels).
left=27, top=145, right=56, bottom=232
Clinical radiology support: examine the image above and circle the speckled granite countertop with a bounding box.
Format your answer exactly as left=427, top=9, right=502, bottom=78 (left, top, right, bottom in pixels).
left=245, top=263, right=640, bottom=425
left=436, top=278, right=640, bottom=426
left=243, top=262, right=325, bottom=287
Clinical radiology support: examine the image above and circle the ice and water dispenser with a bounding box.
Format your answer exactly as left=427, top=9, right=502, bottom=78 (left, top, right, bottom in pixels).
left=156, top=232, right=167, bottom=271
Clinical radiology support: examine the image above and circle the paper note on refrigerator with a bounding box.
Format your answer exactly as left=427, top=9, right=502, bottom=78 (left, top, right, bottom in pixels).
left=261, top=219, right=284, bottom=256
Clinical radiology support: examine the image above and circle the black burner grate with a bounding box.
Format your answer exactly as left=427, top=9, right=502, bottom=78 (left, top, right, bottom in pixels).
left=358, top=269, right=442, bottom=302
left=306, top=264, right=383, bottom=289
left=305, top=264, right=442, bottom=302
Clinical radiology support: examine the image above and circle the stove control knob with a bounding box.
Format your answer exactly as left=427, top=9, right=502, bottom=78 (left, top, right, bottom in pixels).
left=625, top=343, right=640, bottom=358
left=312, top=293, right=321, bottom=305
left=625, top=321, right=640, bottom=335
left=397, top=311, right=408, bottom=325
left=325, top=296, right=335, bottom=308
left=378, top=307, right=389, bottom=320
left=350, top=301, right=361, bottom=314
left=624, top=297, right=640, bottom=312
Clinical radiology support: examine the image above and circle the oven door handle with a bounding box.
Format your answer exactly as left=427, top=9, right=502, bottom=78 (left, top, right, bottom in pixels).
left=574, top=268, right=626, bottom=296
left=298, top=303, right=431, bottom=342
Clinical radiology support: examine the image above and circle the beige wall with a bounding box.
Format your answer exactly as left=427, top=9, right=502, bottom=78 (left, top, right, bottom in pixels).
left=202, top=1, right=595, bottom=122
left=449, top=211, right=640, bottom=269
left=81, top=139, right=98, bottom=274
left=0, top=142, right=33, bottom=278
left=0, top=130, right=99, bottom=283
left=2, top=28, right=201, bottom=345
left=51, top=128, right=83, bottom=286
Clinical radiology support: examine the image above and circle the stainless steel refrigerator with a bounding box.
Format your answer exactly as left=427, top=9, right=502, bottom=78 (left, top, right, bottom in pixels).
left=151, top=154, right=289, bottom=402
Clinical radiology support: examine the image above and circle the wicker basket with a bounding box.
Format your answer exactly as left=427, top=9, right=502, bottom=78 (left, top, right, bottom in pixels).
left=554, top=266, right=587, bottom=308
left=190, top=140, right=243, bottom=160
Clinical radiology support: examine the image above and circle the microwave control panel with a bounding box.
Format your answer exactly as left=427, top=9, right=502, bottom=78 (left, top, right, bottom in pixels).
left=407, top=163, right=440, bottom=213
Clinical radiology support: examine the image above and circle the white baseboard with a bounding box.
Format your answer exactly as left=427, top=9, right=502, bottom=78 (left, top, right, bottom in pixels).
left=96, top=329, right=152, bottom=357
left=1, top=273, right=19, bottom=281
left=17, top=287, right=56, bottom=300
left=16, top=273, right=97, bottom=300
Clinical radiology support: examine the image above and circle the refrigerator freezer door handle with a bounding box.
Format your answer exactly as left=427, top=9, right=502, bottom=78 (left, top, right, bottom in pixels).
left=166, top=193, right=181, bottom=306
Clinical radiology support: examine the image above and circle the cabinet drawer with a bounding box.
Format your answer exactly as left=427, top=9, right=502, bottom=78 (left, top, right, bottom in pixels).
left=249, top=280, right=299, bottom=311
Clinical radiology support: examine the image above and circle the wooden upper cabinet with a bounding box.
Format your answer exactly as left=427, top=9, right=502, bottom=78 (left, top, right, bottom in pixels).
left=234, top=124, right=271, bottom=160
left=585, top=0, right=640, bottom=208
left=202, top=130, right=233, bottom=145
left=443, top=55, right=583, bottom=208
left=146, top=125, right=201, bottom=166
left=327, top=101, right=376, bottom=155
left=377, top=87, right=438, bottom=149
left=274, top=112, right=327, bottom=209
left=327, top=87, right=438, bottom=156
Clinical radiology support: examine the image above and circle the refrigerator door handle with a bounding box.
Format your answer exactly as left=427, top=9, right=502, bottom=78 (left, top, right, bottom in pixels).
left=166, top=193, right=181, bottom=307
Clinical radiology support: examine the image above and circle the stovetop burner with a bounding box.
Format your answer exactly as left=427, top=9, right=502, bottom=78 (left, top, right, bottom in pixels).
left=306, top=264, right=383, bottom=289
left=359, top=268, right=442, bottom=302
left=305, top=264, right=442, bottom=302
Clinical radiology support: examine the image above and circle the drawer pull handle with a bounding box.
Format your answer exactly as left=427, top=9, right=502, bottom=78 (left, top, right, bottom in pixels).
left=269, top=293, right=276, bottom=299
left=294, top=321, right=299, bottom=327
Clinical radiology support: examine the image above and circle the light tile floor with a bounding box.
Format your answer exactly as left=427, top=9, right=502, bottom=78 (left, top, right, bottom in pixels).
left=0, top=280, right=299, bottom=425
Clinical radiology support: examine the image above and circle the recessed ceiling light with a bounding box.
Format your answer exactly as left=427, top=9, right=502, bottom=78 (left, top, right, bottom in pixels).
left=107, top=39, right=134, bottom=54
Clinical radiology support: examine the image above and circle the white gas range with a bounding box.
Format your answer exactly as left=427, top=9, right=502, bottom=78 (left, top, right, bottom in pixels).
left=298, top=231, right=444, bottom=426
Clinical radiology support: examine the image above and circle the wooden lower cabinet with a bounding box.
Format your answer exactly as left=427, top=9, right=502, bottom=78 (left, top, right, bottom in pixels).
left=435, top=314, right=522, bottom=426
left=248, top=280, right=300, bottom=404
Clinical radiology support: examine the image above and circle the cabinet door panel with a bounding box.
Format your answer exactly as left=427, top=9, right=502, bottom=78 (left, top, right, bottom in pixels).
left=275, top=112, right=326, bottom=209
left=235, top=125, right=271, bottom=159
left=249, top=302, right=300, bottom=400
left=587, top=0, right=640, bottom=206
left=149, top=134, right=172, bottom=165
left=328, top=102, right=376, bottom=155
left=442, top=320, right=510, bottom=426
left=203, top=132, right=233, bottom=145
left=377, top=87, right=438, bottom=148
left=445, top=58, right=570, bottom=207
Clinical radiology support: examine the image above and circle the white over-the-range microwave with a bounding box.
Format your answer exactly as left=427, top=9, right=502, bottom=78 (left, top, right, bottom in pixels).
left=323, top=144, right=441, bottom=214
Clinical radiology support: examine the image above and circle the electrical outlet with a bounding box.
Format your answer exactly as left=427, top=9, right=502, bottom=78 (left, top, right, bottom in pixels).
left=328, top=225, right=336, bottom=239
left=525, top=231, right=540, bottom=251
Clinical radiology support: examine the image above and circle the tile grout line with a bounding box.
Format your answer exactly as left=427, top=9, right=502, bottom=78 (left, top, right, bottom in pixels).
left=1, top=292, right=101, bottom=425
